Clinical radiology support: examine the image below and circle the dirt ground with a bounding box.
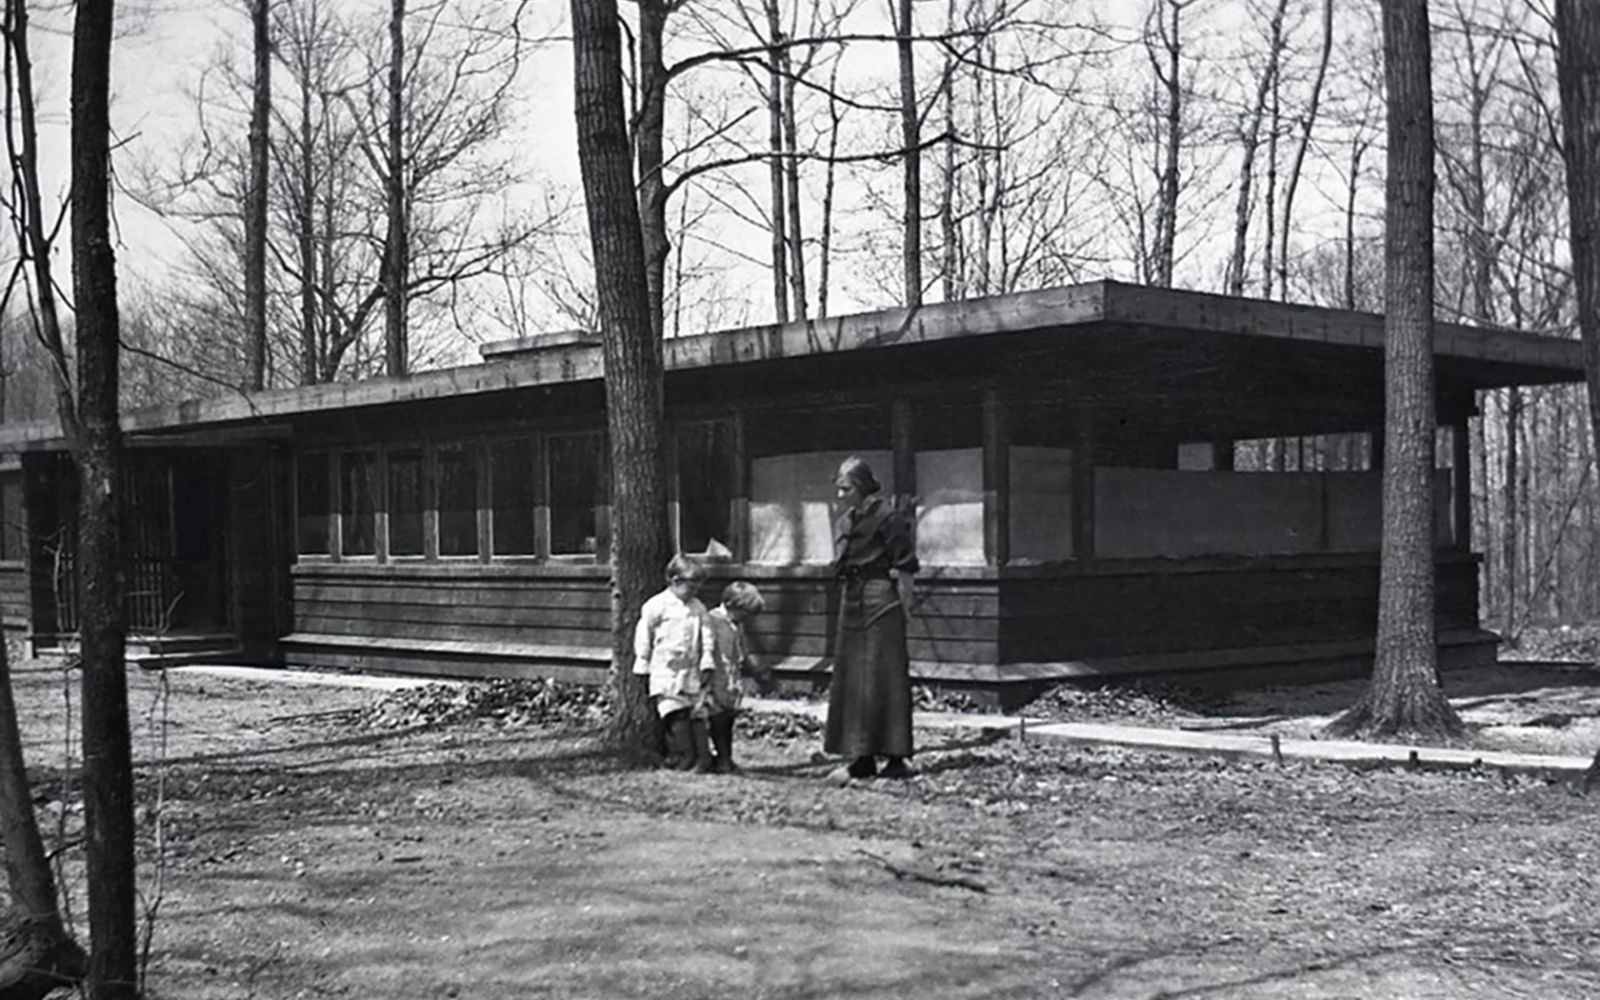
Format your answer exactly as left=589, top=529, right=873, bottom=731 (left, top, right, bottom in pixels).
left=10, top=656, right=1600, bottom=1000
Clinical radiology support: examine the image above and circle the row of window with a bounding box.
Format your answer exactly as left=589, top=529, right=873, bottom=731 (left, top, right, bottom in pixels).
left=295, top=424, right=737, bottom=561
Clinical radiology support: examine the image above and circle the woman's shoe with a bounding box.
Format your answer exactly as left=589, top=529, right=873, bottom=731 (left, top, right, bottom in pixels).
left=846, top=755, right=878, bottom=779
left=879, top=757, right=913, bottom=779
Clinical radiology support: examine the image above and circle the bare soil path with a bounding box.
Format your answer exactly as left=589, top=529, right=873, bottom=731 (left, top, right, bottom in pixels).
left=9, top=658, right=1600, bottom=999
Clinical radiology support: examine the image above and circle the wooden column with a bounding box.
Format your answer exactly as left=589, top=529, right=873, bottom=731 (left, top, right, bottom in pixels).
left=1211, top=438, right=1235, bottom=472
left=982, top=391, right=1009, bottom=566
left=730, top=411, right=749, bottom=563
left=1451, top=415, right=1472, bottom=552
left=533, top=435, right=551, bottom=560
left=665, top=424, right=681, bottom=552
left=892, top=398, right=917, bottom=508
left=1072, top=405, right=1095, bottom=560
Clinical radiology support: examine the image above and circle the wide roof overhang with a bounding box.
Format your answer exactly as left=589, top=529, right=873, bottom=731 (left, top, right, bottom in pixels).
left=0, top=280, right=1581, bottom=451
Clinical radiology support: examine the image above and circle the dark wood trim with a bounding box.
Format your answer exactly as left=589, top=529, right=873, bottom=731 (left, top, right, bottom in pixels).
left=892, top=397, right=916, bottom=505
left=982, top=390, right=1009, bottom=566
left=1451, top=417, right=1471, bottom=552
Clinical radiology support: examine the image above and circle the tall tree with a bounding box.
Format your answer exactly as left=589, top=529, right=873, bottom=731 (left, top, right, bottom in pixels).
left=0, top=6, right=88, bottom=985
left=1555, top=0, right=1600, bottom=506
left=244, top=0, right=271, bottom=390
left=572, top=0, right=672, bottom=756
left=1330, top=0, right=1463, bottom=738
left=384, top=0, right=408, bottom=376
left=72, top=1, right=139, bottom=995
left=893, top=0, right=922, bottom=306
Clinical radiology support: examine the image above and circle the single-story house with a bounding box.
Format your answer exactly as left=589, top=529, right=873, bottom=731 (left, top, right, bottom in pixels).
left=0, top=281, right=1583, bottom=700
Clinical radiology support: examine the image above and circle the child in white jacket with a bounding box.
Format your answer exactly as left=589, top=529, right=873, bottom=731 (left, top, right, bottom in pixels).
left=632, top=554, right=715, bottom=771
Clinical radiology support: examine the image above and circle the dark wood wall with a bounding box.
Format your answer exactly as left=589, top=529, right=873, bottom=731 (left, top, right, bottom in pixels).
left=998, top=552, right=1480, bottom=663
left=0, top=564, right=28, bottom=633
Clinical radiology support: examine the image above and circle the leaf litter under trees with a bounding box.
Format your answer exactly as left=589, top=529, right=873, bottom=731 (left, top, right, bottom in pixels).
left=4, top=658, right=1600, bottom=998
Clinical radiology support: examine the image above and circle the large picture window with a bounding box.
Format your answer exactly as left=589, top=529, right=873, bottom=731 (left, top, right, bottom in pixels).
left=438, top=442, right=480, bottom=557
left=296, top=452, right=331, bottom=555
left=746, top=405, right=890, bottom=564
left=388, top=447, right=425, bottom=557
left=341, top=451, right=378, bottom=557
left=549, top=433, right=603, bottom=556
left=490, top=438, right=537, bottom=556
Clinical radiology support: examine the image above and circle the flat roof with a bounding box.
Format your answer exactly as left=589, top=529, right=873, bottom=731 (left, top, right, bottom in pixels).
left=0, top=280, right=1582, bottom=450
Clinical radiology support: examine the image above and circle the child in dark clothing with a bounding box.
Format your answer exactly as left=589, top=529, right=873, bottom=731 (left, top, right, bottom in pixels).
left=703, top=580, right=767, bottom=774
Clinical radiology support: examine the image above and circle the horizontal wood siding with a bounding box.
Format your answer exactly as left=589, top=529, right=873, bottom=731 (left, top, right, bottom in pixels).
left=999, top=555, right=1480, bottom=662
left=727, top=575, right=1001, bottom=667
left=292, top=565, right=615, bottom=651
left=287, top=564, right=1002, bottom=672
left=0, top=564, right=27, bottom=629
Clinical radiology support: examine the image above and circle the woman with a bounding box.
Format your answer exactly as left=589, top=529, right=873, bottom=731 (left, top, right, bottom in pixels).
left=825, top=455, right=918, bottom=780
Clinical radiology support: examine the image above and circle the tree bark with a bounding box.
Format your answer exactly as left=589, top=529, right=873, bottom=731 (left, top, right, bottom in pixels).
left=895, top=0, right=922, bottom=307
left=1330, top=0, right=1462, bottom=739
left=384, top=0, right=408, bottom=377
left=571, top=0, right=672, bottom=758
left=244, top=0, right=270, bottom=390
left=71, top=1, right=140, bottom=995
left=1278, top=0, right=1334, bottom=300
left=1555, top=0, right=1600, bottom=586
left=635, top=0, right=671, bottom=339
left=763, top=0, right=789, bottom=325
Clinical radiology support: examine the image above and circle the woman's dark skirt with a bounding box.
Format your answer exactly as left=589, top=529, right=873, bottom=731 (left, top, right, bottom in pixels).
left=824, top=577, right=914, bottom=759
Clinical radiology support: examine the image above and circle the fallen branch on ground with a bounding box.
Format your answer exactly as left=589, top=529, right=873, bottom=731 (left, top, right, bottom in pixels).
left=855, top=849, right=989, bottom=893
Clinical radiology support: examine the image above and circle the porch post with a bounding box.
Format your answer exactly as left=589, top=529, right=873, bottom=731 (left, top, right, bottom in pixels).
left=1451, top=413, right=1472, bottom=552
left=892, top=397, right=917, bottom=509
left=982, top=390, right=1009, bottom=566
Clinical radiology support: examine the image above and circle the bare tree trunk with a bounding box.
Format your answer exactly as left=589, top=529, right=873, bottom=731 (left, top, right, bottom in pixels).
left=3, top=0, right=75, bottom=434
left=818, top=59, right=842, bottom=318
left=72, top=2, right=140, bottom=995
left=1149, top=0, right=1183, bottom=288
left=1555, top=0, right=1600, bottom=603
left=636, top=0, right=671, bottom=338
left=1278, top=0, right=1334, bottom=300
left=0, top=641, right=86, bottom=998
left=1260, top=14, right=1281, bottom=300
left=940, top=0, right=959, bottom=301
left=763, top=0, right=789, bottom=324
left=1225, top=0, right=1286, bottom=298
left=244, top=0, right=270, bottom=390
left=571, top=0, right=672, bottom=759
left=297, top=76, right=318, bottom=385
left=777, top=10, right=808, bottom=322
left=1331, top=0, right=1462, bottom=739
left=0, top=7, right=89, bottom=983
left=895, top=0, right=922, bottom=307
left=383, top=0, right=408, bottom=376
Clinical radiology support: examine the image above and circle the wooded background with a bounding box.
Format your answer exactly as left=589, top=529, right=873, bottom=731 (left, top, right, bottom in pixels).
left=0, top=0, right=1587, bottom=635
